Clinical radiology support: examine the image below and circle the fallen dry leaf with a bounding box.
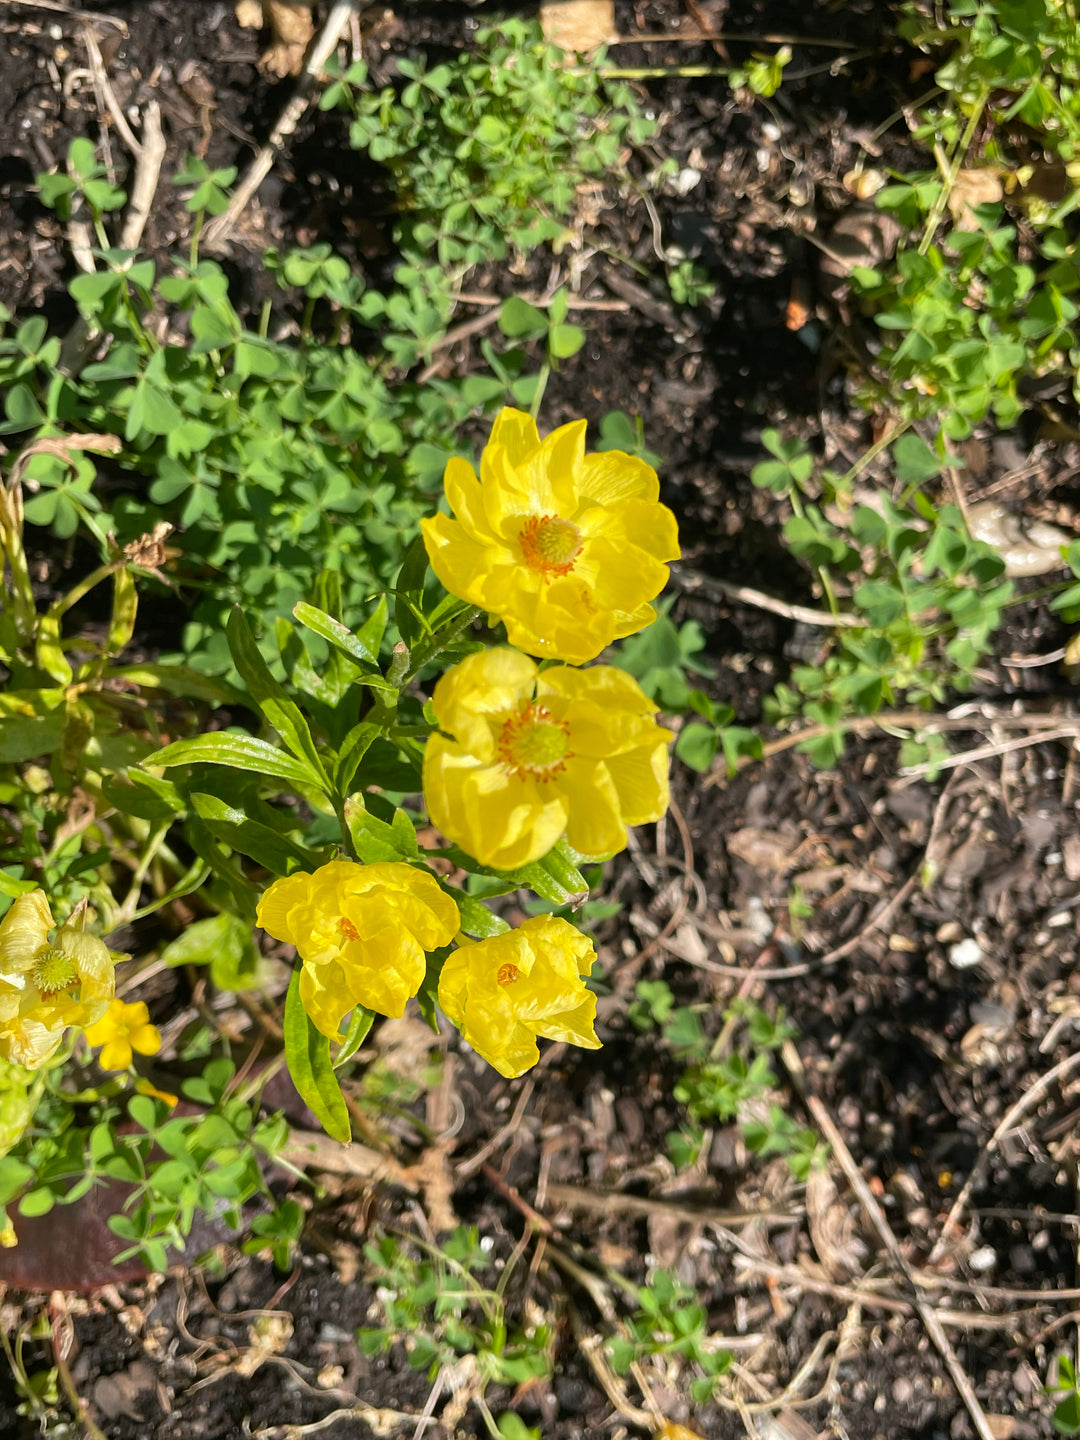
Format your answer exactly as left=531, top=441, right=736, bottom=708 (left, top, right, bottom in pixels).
left=946, top=167, right=1004, bottom=229
left=540, top=0, right=615, bottom=53
left=259, top=0, right=315, bottom=77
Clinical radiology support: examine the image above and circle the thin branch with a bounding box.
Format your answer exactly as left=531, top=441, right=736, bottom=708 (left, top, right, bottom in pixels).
left=672, top=564, right=863, bottom=627
left=928, top=1049, right=1080, bottom=1265
left=782, top=1041, right=999, bottom=1440
left=119, top=101, right=166, bottom=251
left=203, top=0, right=360, bottom=250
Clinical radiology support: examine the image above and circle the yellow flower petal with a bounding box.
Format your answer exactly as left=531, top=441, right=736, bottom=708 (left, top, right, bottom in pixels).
left=98, top=1038, right=133, bottom=1071
left=423, top=650, right=672, bottom=867
left=0, top=1018, right=64, bottom=1070
left=0, top=892, right=54, bottom=974
left=487, top=407, right=541, bottom=466
left=85, top=998, right=159, bottom=1069
left=437, top=916, right=600, bottom=1077
left=421, top=407, right=680, bottom=663
left=259, top=861, right=460, bottom=1037
left=578, top=449, right=660, bottom=505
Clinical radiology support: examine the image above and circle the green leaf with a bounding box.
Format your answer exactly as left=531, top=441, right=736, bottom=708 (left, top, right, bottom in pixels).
left=150, top=733, right=326, bottom=791
left=892, top=432, right=942, bottom=486
left=0, top=1156, right=33, bottom=1205
left=292, top=600, right=379, bottom=666
left=190, top=792, right=320, bottom=877
left=344, top=796, right=419, bottom=862
left=283, top=968, right=351, bottom=1142
left=334, top=1006, right=375, bottom=1067
left=852, top=581, right=905, bottom=627
left=18, top=1188, right=55, bottom=1218
left=675, top=722, right=719, bottom=772
left=1053, top=1393, right=1080, bottom=1436
left=549, top=322, right=585, bottom=359
left=161, top=911, right=262, bottom=991
left=226, top=609, right=330, bottom=790
left=497, top=1415, right=540, bottom=1440
left=394, top=535, right=430, bottom=648
left=448, top=888, right=511, bottom=938
left=333, top=721, right=381, bottom=795
left=499, top=297, right=548, bottom=339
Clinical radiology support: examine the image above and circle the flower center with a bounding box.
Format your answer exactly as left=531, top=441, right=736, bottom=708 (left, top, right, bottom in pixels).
left=496, top=704, right=572, bottom=780
left=31, top=948, right=78, bottom=998
left=518, top=514, right=582, bottom=579
left=339, top=917, right=360, bottom=942
left=497, top=963, right=521, bottom=987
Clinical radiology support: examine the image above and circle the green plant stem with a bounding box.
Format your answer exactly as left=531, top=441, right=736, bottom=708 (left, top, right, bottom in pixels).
left=593, top=64, right=735, bottom=79
left=189, top=208, right=205, bottom=269
left=840, top=418, right=911, bottom=491
left=785, top=488, right=841, bottom=618
left=529, top=361, right=551, bottom=420
left=45, top=559, right=122, bottom=623
left=918, top=90, right=988, bottom=255
left=403, top=606, right=482, bottom=683
left=0, top=485, right=37, bottom=647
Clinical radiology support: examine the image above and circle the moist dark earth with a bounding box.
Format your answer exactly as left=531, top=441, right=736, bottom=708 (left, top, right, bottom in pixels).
left=2, top=1, right=1080, bottom=1437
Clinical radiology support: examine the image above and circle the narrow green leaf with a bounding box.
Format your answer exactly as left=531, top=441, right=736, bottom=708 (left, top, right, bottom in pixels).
left=355, top=595, right=389, bottom=662
left=292, top=601, right=378, bottom=666
left=334, top=1006, right=375, bottom=1068
left=150, top=733, right=324, bottom=790
left=226, top=609, right=329, bottom=790
left=394, top=535, right=430, bottom=648
left=283, top=968, right=351, bottom=1142
left=107, top=565, right=138, bottom=654
left=448, top=889, right=511, bottom=938
left=110, top=663, right=244, bottom=706
left=189, top=792, right=322, bottom=875
left=333, top=721, right=381, bottom=794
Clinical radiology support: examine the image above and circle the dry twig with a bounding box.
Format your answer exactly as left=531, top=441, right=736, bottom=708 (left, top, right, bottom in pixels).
left=203, top=0, right=360, bottom=250
left=928, top=1049, right=1080, bottom=1264
left=782, top=1040, right=999, bottom=1440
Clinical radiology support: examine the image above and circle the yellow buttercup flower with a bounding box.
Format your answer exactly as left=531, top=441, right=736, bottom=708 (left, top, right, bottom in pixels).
left=420, top=407, right=680, bottom=664
left=438, top=915, right=601, bottom=1079
left=423, top=648, right=673, bottom=870
left=256, top=861, right=460, bottom=1039
left=0, top=891, right=115, bottom=1069
left=84, top=998, right=162, bottom=1071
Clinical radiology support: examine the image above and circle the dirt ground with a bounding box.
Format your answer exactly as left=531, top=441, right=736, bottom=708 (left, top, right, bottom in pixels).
left=2, top=1, right=1080, bottom=1437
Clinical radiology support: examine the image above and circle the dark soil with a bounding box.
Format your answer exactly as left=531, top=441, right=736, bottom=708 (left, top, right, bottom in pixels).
left=1, top=1, right=1078, bottom=1438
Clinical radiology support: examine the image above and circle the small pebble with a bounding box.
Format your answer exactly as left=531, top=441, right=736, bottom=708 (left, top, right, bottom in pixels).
left=948, top=937, right=985, bottom=969
left=968, top=1245, right=997, bottom=1273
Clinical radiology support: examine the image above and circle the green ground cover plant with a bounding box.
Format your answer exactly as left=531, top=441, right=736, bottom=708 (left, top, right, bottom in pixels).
left=0, top=18, right=658, bottom=675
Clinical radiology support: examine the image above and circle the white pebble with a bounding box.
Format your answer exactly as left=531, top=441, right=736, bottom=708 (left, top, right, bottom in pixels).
left=948, top=937, right=985, bottom=970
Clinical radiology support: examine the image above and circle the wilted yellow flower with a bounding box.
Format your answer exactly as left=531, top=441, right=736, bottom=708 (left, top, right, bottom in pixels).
left=438, top=915, right=601, bottom=1078
left=424, top=648, right=672, bottom=870
left=135, top=1077, right=179, bottom=1107
left=420, top=407, right=680, bottom=664
left=84, top=998, right=162, bottom=1070
left=256, top=861, right=460, bottom=1039
left=0, top=891, right=115, bottom=1069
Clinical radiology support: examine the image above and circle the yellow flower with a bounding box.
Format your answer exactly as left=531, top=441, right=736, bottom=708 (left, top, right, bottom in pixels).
left=84, top=999, right=162, bottom=1070
left=256, top=861, right=460, bottom=1039
left=0, top=891, right=115, bottom=1069
left=423, top=648, right=672, bottom=870
left=438, top=915, right=601, bottom=1078
left=420, top=408, right=680, bottom=664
